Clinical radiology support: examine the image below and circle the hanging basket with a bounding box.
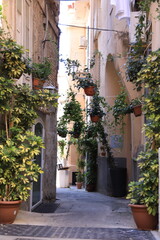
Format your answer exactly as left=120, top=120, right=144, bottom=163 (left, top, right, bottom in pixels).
left=90, top=115, right=101, bottom=122
left=84, top=86, right=95, bottom=96
left=32, top=78, right=45, bottom=90
left=133, top=105, right=142, bottom=117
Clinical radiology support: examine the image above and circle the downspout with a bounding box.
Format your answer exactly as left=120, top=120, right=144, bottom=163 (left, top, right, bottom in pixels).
left=42, top=3, right=49, bottom=59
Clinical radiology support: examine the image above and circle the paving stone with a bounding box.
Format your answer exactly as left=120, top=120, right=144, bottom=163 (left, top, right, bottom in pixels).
left=0, top=224, right=156, bottom=239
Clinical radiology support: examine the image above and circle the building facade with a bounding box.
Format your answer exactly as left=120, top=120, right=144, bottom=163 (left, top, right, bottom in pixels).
left=1, top=0, right=60, bottom=210
left=88, top=0, right=160, bottom=194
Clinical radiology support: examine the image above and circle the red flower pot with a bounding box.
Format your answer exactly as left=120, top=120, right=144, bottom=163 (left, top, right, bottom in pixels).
left=76, top=182, right=83, bottom=189
left=133, top=105, right=142, bottom=117
left=84, top=86, right=95, bottom=96
left=32, top=78, right=45, bottom=90
left=90, top=115, right=101, bottom=122
left=0, top=200, right=22, bottom=224
left=129, top=204, right=158, bottom=230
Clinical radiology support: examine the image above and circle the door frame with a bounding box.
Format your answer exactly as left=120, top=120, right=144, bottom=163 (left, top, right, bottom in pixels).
left=30, top=120, right=44, bottom=211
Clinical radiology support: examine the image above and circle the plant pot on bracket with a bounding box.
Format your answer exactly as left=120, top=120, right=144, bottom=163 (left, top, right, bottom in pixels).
left=133, top=105, right=142, bottom=117
left=0, top=200, right=22, bottom=224
left=90, top=115, right=101, bottom=123
left=84, top=86, right=95, bottom=96
left=32, top=78, right=45, bottom=90
left=129, top=204, right=158, bottom=230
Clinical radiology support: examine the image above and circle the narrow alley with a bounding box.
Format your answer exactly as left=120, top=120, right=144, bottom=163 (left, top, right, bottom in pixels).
left=0, top=187, right=159, bottom=240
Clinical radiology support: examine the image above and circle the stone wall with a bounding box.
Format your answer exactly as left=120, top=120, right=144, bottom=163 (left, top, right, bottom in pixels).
left=33, top=0, right=60, bottom=203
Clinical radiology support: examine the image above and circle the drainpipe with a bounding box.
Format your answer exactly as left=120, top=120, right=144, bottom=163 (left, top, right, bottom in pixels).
left=42, top=3, right=49, bottom=59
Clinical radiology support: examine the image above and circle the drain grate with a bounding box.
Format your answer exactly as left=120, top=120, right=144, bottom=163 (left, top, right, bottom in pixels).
left=0, top=225, right=156, bottom=239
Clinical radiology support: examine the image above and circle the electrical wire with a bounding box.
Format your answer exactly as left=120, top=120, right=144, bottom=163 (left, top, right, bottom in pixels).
left=59, top=23, right=125, bottom=33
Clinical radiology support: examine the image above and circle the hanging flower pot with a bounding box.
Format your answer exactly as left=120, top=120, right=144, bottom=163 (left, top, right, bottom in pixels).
left=133, top=105, right=142, bottom=117
left=84, top=86, right=95, bottom=96
left=129, top=204, right=158, bottom=230
left=72, top=132, right=80, bottom=138
left=90, top=115, right=101, bottom=122
left=32, top=78, right=45, bottom=90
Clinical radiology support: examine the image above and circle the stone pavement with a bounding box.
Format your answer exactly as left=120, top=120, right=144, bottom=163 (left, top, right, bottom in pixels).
left=0, top=187, right=160, bottom=240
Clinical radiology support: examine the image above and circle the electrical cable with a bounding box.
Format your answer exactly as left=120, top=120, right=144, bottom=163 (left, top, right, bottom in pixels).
left=58, top=23, right=125, bottom=33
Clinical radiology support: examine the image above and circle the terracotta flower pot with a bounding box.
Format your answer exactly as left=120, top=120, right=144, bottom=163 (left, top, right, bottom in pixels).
left=129, top=204, right=158, bottom=230
left=0, top=200, right=22, bottom=224
left=90, top=115, right=101, bottom=122
left=84, top=86, right=95, bottom=96
left=32, top=78, right=45, bottom=90
left=76, top=182, right=83, bottom=189
left=86, top=184, right=96, bottom=192
left=133, top=105, right=142, bottom=117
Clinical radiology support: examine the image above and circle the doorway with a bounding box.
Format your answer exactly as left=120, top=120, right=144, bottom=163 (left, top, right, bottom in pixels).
left=32, top=122, right=44, bottom=208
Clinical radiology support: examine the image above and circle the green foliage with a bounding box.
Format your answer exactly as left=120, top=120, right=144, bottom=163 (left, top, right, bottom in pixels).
left=57, top=120, right=68, bottom=138
left=127, top=49, right=160, bottom=216
left=58, top=139, right=66, bottom=158
left=63, top=90, right=83, bottom=122
left=0, top=31, right=58, bottom=201
left=112, top=89, right=133, bottom=132
left=62, top=58, right=97, bottom=90
left=32, top=58, right=52, bottom=80
left=76, top=171, right=84, bottom=182
left=0, top=131, right=44, bottom=201
left=57, top=89, right=84, bottom=138
left=74, top=70, right=97, bottom=90
left=137, top=49, right=160, bottom=149
left=0, top=37, right=28, bottom=79
left=127, top=150, right=158, bottom=216
left=87, top=91, right=107, bottom=118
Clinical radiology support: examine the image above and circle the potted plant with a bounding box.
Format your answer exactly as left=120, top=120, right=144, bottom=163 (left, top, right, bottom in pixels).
left=0, top=32, right=58, bottom=224
left=87, top=93, right=106, bottom=122
left=57, top=120, right=68, bottom=138
left=71, top=121, right=83, bottom=138
left=76, top=171, right=84, bottom=189
left=127, top=150, right=158, bottom=230
left=126, top=48, right=160, bottom=230
left=61, top=59, right=97, bottom=96
left=75, top=70, right=97, bottom=96
left=112, top=88, right=133, bottom=132
left=130, top=98, right=142, bottom=117
left=32, top=58, right=52, bottom=90
left=58, top=89, right=84, bottom=138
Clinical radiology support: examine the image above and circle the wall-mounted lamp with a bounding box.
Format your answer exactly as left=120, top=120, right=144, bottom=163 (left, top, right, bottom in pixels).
left=43, top=84, right=57, bottom=93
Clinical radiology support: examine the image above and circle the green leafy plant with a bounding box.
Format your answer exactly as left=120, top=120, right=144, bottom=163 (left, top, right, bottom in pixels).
left=58, top=89, right=84, bottom=139
left=112, top=88, right=132, bottom=132
left=0, top=30, right=58, bottom=201
left=127, top=49, right=160, bottom=217
left=57, top=120, right=68, bottom=138
left=74, top=69, right=97, bottom=90
left=0, top=37, right=28, bottom=79
left=87, top=92, right=106, bottom=118
left=32, top=58, right=52, bottom=80
left=58, top=139, right=66, bottom=158
left=76, top=171, right=84, bottom=182
left=127, top=150, right=158, bottom=216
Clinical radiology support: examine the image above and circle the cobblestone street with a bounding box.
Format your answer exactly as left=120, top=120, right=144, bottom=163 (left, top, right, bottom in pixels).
left=0, top=187, right=159, bottom=240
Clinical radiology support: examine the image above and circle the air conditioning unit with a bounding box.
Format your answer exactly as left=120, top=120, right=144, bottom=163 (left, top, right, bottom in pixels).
left=79, top=36, right=87, bottom=48
left=129, top=12, right=146, bottom=43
